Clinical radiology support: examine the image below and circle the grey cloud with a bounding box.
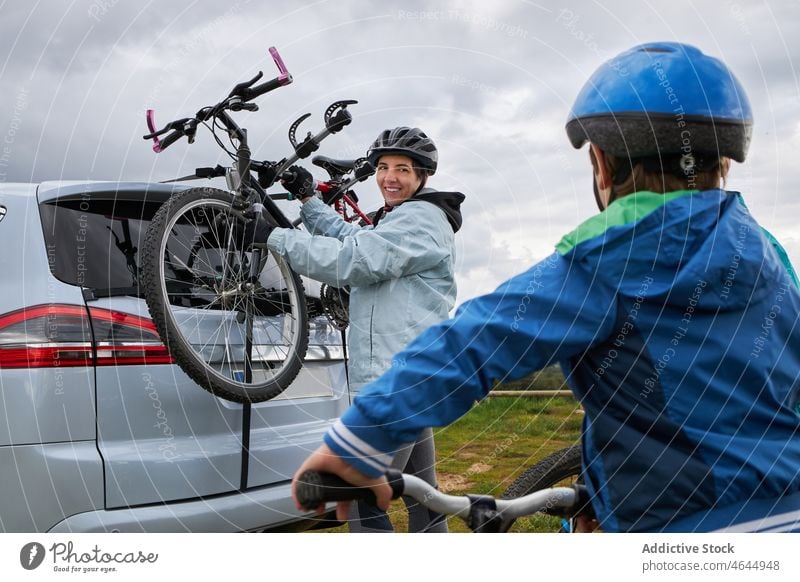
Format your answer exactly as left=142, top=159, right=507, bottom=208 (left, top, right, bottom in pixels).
left=2, top=0, right=799, bottom=302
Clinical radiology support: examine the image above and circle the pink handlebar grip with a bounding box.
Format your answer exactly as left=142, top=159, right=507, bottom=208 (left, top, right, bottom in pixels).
left=269, top=46, right=292, bottom=85
left=145, top=109, right=163, bottom=153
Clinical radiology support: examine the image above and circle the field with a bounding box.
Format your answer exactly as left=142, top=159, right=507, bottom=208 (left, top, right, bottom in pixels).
left=321, top=367, right=584, bottom=533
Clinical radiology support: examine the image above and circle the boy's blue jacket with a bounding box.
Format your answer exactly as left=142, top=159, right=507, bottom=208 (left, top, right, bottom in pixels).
left=324, top=189, right=800, bottom=532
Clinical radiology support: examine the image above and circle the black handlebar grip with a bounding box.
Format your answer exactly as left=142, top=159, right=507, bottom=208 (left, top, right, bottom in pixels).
left=245, top=76, right=285, bottom=101
left=296, top=471, right=377, bottom=509
left=159, top=130, right=184, bottom=151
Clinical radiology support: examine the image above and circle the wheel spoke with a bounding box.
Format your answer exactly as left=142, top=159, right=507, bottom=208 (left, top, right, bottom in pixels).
left=142, top=189, right=308, bottom=403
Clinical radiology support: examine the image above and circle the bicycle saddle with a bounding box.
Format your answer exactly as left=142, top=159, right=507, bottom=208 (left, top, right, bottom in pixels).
left=312, top=155, right=357, bottom=176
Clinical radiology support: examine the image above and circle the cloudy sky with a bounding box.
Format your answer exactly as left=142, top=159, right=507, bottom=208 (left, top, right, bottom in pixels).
left=2, top=0, right=798, bottom=303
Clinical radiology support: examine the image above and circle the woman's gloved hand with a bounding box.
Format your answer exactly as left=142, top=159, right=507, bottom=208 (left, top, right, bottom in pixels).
left=281, top=165, right=316, bottom=201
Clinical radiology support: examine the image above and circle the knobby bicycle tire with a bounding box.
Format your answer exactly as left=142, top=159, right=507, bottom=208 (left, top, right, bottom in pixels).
left=141, top=187, right=309, bottom=403
left=499, top=445, right=583, bottom=532
left=501, top=445, right=583, bottom=499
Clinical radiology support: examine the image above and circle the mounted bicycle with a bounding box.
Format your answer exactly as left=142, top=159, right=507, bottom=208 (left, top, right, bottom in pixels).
left=141, top=47, right=371, bottom=403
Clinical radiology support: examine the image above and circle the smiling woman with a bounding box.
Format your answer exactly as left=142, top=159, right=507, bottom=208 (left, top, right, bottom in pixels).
left=266, top=126, right=465, bottom=533
left=375, top=155, right=422, bottom=206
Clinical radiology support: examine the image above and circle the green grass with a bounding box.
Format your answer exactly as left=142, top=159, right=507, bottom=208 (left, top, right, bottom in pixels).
left=497, top=365, right=571, bottom=391
left=316, top=378, right=583, bottom=533
left=428, top=395, right=582, bottom=532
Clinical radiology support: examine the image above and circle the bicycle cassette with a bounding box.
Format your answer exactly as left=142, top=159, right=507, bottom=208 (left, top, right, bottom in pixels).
left=320, top=283, right=350, bottom=330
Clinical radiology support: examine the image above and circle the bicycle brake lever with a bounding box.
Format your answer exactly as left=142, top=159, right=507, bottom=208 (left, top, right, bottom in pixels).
left=228, top=99, right=259, bottom=113
left=144, top=111, right=193, bottom=152
left=228, top=71, right=264, bottom=98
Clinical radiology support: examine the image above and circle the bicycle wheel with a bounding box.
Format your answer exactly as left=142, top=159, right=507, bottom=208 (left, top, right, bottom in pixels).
left=141, top=187, right=309, bottom=403
left=499, top=444, right=583, bottom=532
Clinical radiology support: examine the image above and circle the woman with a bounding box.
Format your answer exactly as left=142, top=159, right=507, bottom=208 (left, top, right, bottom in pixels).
left=267, top=127, right=465, bottom=532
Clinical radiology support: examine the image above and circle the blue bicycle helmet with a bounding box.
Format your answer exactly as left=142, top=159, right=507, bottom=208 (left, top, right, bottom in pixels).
left=566, top=42, right=753, bottom=163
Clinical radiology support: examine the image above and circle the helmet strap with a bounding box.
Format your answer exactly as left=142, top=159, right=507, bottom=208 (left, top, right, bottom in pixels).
left=592, top=175, right=604, bottom=211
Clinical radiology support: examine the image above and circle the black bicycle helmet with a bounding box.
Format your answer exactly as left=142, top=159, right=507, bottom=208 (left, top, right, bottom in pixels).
left=367, top=127, right=438, bottom=175
left=566, top=42, right=753, bottom=163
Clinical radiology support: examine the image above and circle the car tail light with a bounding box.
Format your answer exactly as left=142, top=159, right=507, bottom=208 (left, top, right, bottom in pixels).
left=0, top=304, right=173, bottom=369
left=89, top=307, right=174, bottom=366
left=0, top=304, right=93, bottom=368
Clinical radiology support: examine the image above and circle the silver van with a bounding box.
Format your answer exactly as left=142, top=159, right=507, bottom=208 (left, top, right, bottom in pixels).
left=0, top=181, right=349, bottom=532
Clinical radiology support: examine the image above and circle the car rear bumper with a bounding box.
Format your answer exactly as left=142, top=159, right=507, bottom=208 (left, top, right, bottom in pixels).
left=48, top=480, right=319, bottom=533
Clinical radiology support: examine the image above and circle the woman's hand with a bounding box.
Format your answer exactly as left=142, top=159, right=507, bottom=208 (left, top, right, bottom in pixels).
left=281, top=165, right=315, bottom=201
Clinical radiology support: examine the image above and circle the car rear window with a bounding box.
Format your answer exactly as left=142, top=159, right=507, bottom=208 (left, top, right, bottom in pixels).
left=39, top=198, right=159, bottom=296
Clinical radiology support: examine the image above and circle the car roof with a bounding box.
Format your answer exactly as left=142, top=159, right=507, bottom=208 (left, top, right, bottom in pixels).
left=36, top=180, right=191, bottom=203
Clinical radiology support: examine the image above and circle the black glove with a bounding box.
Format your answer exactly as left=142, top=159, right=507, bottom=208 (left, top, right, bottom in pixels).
left=319, top=184, right=358, bottom=205
left=281, top=165, right=315, bottom=200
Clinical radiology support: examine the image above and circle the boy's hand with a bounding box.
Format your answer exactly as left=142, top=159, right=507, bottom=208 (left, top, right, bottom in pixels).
left=292, top=443, right=392, bottom=522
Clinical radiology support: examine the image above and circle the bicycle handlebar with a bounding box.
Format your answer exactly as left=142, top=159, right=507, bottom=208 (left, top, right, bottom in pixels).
left=225, top=46, right=293, bottom=102
left=295, top=470, right=581, bottom=523
left=144, top=47, right=292, bottom=152
left=157, top=130, right=184, bottom=153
